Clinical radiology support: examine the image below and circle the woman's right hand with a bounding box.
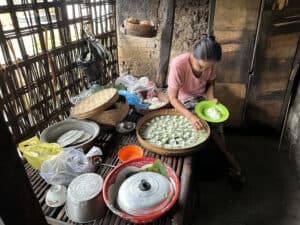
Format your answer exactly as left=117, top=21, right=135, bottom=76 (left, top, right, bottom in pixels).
left=188, top=113, right=204, bottom=130
left=168, top=88, right=205, bottom=130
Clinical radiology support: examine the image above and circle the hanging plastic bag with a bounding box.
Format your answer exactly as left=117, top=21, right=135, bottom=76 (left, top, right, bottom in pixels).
left=40, top=148, right=94, bottom=186
left=77, top=25, right=111, bottom=84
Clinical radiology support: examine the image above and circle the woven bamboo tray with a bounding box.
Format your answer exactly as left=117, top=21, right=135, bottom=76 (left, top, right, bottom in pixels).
left=136, top=109, right=211, bottom=156
left=135, top=92, right=170, bottom=115
left=90, top=95, right=129, bottom=127
left=71, top=88, right=118, bottom=119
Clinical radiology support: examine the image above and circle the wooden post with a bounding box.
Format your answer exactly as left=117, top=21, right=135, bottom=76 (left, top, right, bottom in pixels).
left=207, top=0, right=216, bottom=36
left=0, top=114, right=47, bottom=225
left=156, top=0, right=175, bottom=87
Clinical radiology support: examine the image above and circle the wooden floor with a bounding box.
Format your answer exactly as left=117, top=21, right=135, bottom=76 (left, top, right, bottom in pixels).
left=182, top=133, right=300, bottom=225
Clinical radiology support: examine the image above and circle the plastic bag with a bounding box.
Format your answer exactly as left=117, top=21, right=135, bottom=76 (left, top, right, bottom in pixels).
left=115, top=75, right=155, bottom=93
left=77, top=25, right=111, bottom=84
left=69, top=84, right=101, bottom=105
left=18, top=136, right=63, bottom=170
left=118, top=90, right=148, bottom=109
left=40, top=148, right=94, bottom=186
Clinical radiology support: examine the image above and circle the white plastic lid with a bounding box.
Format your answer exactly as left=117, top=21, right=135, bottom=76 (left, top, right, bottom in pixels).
left=117, top=171, right=172, bottom=216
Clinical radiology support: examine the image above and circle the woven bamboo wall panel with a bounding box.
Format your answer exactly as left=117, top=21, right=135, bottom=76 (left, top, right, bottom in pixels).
left=0, top=0, right=118, bottom=143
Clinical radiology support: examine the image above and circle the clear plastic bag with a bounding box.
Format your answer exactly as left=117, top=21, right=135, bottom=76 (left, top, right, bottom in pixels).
left=69, top=84, right=101, bottom=105
left=115, top=75, right=155, bottom=93
left=40, top=148, right=94, bottom=186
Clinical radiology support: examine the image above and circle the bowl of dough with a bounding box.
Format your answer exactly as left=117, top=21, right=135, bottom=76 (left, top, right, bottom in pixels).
left=40, top=119, right=100, bottom=153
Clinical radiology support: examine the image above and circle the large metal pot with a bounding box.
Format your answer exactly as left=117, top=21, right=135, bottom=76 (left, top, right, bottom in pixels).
left=65, top=173, right=106, bottom=223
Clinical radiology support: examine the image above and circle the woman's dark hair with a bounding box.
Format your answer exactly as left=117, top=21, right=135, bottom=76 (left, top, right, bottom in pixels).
left=192, top=35, right=222, bottom=62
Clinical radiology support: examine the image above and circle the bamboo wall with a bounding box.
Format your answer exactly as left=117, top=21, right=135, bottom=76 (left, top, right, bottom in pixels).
left=0, top=0, right=118, bottom=143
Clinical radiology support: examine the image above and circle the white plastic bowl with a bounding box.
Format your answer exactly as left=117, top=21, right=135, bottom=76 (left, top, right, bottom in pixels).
left=46, top=184, right=67, bottom=207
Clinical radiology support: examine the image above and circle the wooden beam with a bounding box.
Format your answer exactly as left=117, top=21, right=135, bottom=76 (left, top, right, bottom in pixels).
left=0, top=113, right=47, bottom=225
left=208, top=0, right=216, bottom=35
left=157, top=0, right=175, bottom=87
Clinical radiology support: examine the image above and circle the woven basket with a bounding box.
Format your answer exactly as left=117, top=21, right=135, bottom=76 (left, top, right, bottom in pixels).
left=90, top=95, right=129, bottom=127
left=136, top=109, right=211, bottom=156
left=71, top=88, right=118, bottom=120
left=123, top=20, right=156, bottom=37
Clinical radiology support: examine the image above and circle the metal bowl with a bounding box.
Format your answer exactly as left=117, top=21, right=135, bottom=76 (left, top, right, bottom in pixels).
left=40, top=119, right=100, bottom=153
left=103, top=157, right=180, bottom=224
left=115, top=121, right=136, bottom=134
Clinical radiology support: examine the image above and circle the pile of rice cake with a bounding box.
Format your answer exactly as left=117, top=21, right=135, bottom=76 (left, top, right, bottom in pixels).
left=140, top=115, right=208, bottom=149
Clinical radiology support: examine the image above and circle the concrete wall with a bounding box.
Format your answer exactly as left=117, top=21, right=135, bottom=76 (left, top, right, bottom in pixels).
left=116, top=0, right=208, bottom=82
left=170, top=0, right=208, bottom=59
left=116, top=0, right=162, bottom=78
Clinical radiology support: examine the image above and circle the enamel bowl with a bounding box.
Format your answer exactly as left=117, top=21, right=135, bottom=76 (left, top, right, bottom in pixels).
left=103, top=157, right=180, bottom=224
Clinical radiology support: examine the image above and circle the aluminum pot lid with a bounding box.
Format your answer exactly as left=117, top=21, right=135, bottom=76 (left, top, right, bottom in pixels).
left=68, top=173, right=103, bottom=202
left=117, top=171, right=173, bottom=216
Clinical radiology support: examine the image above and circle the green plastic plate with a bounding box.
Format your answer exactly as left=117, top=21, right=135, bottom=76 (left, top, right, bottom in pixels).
left=195, top=100, right=230, bottom=123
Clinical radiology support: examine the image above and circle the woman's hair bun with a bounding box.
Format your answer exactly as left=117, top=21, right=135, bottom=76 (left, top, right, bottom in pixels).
left=192, top=34, right=222, bottom=61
